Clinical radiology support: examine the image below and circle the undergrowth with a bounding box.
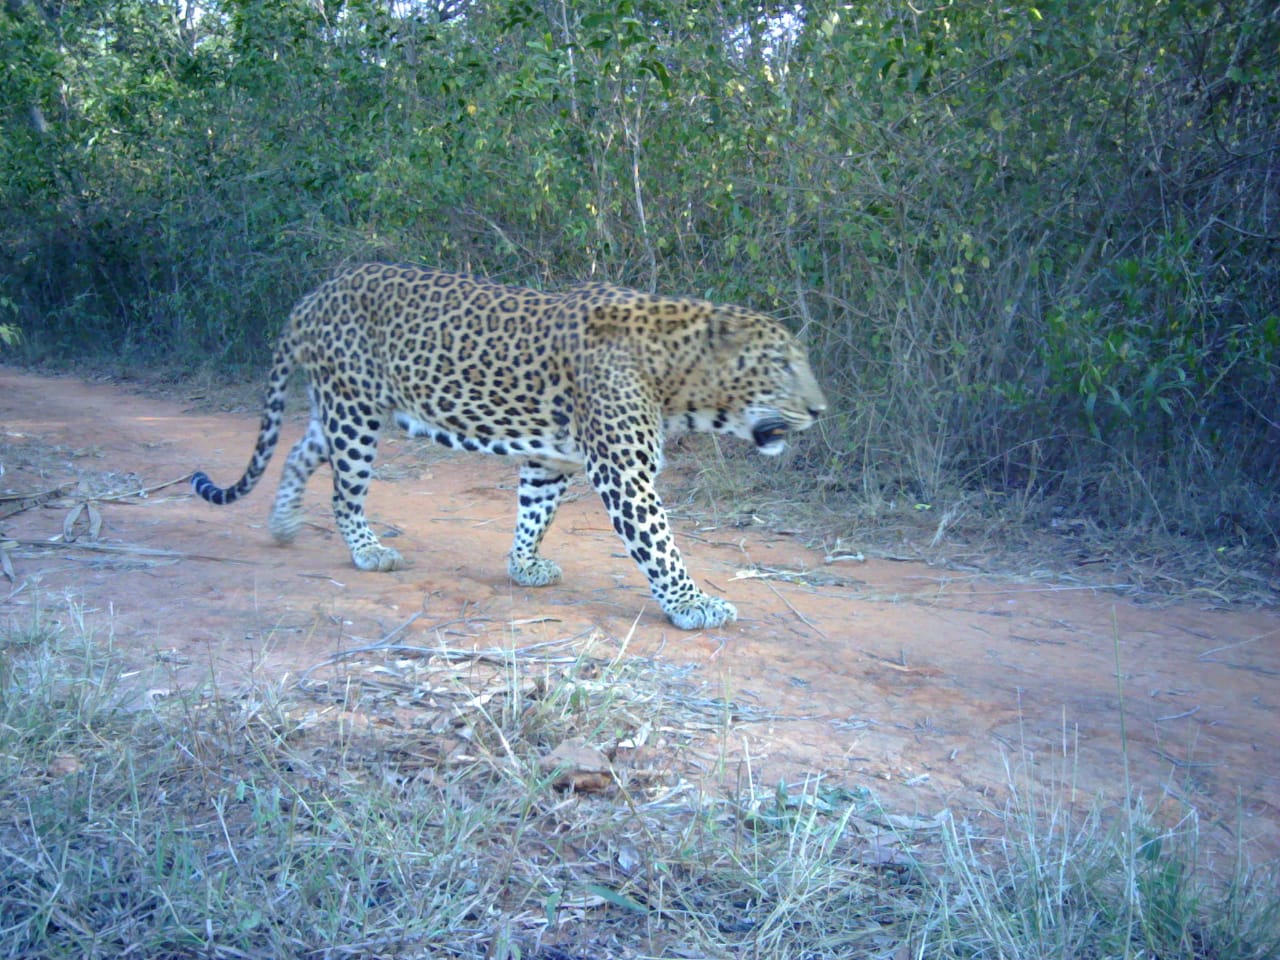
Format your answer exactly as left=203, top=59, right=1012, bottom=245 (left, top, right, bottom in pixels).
left=7, top=0, right=1280, bottom=563
left=0, top=608, right=1275, bottom=959
left=668, top=433, right=1279, bottom=607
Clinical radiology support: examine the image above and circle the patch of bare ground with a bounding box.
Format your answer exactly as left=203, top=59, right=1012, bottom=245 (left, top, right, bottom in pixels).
left=3, top=367, right=1278, bottom=866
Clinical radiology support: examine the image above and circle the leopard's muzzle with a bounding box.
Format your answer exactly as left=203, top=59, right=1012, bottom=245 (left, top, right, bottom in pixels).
left=752, top=418, right=791, bottom=454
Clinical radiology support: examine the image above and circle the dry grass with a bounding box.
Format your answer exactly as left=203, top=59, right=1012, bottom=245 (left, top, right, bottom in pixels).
left=1, top=605, right=1276, bottom=959
left=665, top=436, right=1280, bottom=610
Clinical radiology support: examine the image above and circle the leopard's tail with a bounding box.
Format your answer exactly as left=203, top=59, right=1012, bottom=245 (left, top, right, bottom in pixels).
left=191, top=331, right=296, bottom=506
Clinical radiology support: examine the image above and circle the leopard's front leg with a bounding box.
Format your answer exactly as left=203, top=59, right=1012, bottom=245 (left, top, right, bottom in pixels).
left=579, top=385, right=736, bottom=630
left=507, top=460, right=571, bottom=587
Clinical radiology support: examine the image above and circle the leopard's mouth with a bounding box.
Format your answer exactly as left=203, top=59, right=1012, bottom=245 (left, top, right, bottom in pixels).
left=752, top=418, right=790, bottom=453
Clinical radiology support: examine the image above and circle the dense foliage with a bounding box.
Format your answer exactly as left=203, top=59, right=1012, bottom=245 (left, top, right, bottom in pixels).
left=3, top=0, right=1277, bottom=541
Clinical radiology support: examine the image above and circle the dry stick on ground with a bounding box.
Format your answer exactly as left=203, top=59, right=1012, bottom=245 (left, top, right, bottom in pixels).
left=91, top=474, right=198, bottom=502
left=2, top=474, right=194, bottom=521
left=8, top=539, right=254, bottom=565
left=0, top=483, right=75, bottom=520
left=756, top=575, right=831, bottom=642
left=295, top=614, right=809, bottom=726
left=1196, top=627, right=1280, bottom=659
left=0, top=482, right=75, bottom=503
left=295, top=614, right=580, bottom=688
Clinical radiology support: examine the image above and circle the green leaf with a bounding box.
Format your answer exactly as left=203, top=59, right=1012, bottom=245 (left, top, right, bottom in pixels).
left=584, top=883, right=648, bottom=914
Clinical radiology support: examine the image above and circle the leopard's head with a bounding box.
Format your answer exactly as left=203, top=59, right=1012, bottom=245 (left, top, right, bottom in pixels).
left=701, top=306, right=828, bottom=455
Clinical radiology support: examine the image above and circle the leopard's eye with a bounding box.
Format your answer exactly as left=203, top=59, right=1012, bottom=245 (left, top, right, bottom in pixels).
left=760, top=350, right=789, bottom=369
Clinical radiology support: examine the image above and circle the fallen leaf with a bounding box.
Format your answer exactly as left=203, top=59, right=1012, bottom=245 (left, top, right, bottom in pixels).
left=46, top=754, right=83, bottom=778
left=539, top=737, right=613, bottom=792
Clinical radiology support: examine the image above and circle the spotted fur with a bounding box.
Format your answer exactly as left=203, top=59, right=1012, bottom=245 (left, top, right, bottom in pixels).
left=191, top=264, right=827, bottom=629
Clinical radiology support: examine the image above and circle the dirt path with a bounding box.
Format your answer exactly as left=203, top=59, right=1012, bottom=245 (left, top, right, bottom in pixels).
left=3, top=369, right=1277, bottom=860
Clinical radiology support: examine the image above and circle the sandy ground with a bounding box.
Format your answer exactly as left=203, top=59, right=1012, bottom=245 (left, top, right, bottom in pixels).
left=2, top=368, right=1277, bottom=862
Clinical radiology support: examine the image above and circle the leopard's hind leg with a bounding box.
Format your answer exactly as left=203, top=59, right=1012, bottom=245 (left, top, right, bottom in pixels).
left=268, top=387, right=329, bottom=545
left=309, top=386, right=402, bottom=572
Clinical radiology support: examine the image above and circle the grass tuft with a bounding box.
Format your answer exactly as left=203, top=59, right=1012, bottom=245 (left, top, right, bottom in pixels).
left=1, top=609, right=1275, bottom=959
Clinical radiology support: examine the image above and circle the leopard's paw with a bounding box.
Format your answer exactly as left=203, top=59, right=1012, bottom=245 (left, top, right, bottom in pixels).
left=268, top=505, right=303, bottom=544
left=351, top=544, right=405, bottom=572
left=663, top=594, right=738, bottom=630
left=508, top=555, right=563, bottom=587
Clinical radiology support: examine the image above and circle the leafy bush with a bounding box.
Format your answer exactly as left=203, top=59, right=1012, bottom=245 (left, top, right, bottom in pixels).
left=1, top=0, right=1277, bottom=543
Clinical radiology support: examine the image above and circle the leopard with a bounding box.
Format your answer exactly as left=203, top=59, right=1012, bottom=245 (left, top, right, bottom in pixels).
left=191, top=263, right=828, bottom=630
